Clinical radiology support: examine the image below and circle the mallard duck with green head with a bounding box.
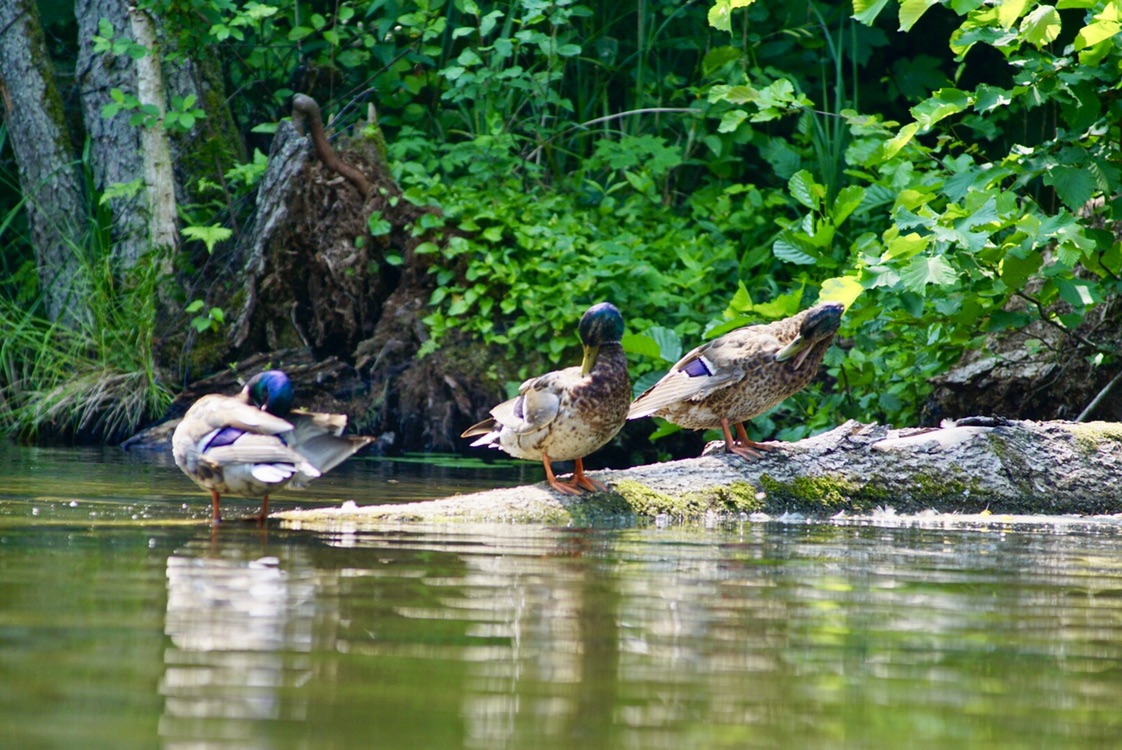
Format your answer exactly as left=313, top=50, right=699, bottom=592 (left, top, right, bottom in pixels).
left=628, top=302, right=843, bottom=459
left=461, top=302, right=631, bottom=495
left=172, top=370, right=373, bottom=523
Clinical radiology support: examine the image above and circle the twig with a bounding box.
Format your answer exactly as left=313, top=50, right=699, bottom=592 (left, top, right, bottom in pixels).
left=1077, top=368, right=1122, bottom=422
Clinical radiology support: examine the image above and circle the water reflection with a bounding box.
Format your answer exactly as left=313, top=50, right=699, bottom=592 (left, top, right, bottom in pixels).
left=160, top=539, right=319, bottom=748
left=6, top=437, right=1122, bottom=750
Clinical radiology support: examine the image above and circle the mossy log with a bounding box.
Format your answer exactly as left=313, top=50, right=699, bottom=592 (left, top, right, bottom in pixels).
left=277, top=418, right=1122, bottom=530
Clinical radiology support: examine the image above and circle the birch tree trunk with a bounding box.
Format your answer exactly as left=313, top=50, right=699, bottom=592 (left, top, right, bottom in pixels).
left=0, top=0, right=89, bottom=325
left=75, top=0, right=177, bottom=270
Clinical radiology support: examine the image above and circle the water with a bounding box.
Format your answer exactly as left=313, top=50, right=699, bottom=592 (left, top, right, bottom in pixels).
left=2, top=445, right=1122, bottom=749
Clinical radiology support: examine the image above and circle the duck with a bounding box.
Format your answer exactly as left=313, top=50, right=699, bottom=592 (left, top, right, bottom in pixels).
left=171, top=370, right=374, bottom=523
left=628, top=301, right=843, bottom=459
left=461, top=302, right=631, bottom=495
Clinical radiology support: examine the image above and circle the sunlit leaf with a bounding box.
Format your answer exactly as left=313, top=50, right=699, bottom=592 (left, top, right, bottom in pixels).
left=1020, top=5, right=1061, bottom=46
left=899, top=0, right=940, bottom=31
left=818, top=276, right=865, bottom=309
left=707, top=0, right=759, bottom=32
left=852, top=0, right=891, bottom=25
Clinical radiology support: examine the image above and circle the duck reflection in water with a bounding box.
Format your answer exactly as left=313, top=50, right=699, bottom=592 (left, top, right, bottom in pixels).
left=158, top=540, right=319, bottom=749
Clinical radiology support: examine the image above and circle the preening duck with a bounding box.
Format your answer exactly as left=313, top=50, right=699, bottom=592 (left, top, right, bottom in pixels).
left=171, top=370, right=373, bottom=523
left=628, top=302, right=843, bottom=459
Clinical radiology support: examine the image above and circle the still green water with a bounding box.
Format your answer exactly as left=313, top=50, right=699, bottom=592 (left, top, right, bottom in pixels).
left=2, top=444, right=1122, bottom=749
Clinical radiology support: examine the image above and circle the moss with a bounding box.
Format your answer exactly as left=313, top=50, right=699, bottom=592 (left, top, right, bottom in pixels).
left=1067, top=421, right=1122, bottom=454
left=608, top=479, right=763, bottom=518
left=758, top=473, right=878, bottom=512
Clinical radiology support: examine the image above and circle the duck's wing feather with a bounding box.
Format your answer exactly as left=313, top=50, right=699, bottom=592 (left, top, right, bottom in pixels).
left=200, top=433, right=315, bottom=471
left=286, top=411, right=374, bottom=475
left=498, top=367, right=582, bottom=434
left=628, top=331, right=781, bottom=419
left=179, top=394, right=295, bottom=439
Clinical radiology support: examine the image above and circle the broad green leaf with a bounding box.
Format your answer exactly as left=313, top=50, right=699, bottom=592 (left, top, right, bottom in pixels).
left=718, top=109, right=749, bottom=133
left=703, top=314, right=754, bottom=339
left=852, top=0, right=891, bottom=25
left=911, top=88, right=970, bottom=130
left=973, top=84, right=1013, bottom=113
left=708, top=0, right=759, bottom=32
left=1020, top=5, right=1061, bottom=46
left=367, top=211, right=392, bottom=237
left=623, top=327, right=682, bottom=363
left=880, top=122, right=919, bottom=161
left=1000, top=252, right=1042, bottom=288
left=622, top=332, right=662, bottom=360
left=881, top=232, right=930, bottom=262
left=900, top=254, right=957, bottom=294
left=773, top=235, right=818, bottom=265
left=728, top=282, right=753, bottom=313
left=1075, top=10, right=1121, bottom=50
left=788, top=170, right=822, bottom=210
left=1047, top=165, right=1097, bottom=211
left=997, top=0, right=1029, bottom=29
left=831, top=185, right=866, bottom=225
left=1056, top=278, right=1102, bottom=308
left=702, top=46, right=742, bottom=75
left=751, top=288, right=804, bottom=319
left=818, top=276, right=865, bottom=309
left=899, top=0, right=940, bottom=31
left=648, top=326, right=683, bottom=363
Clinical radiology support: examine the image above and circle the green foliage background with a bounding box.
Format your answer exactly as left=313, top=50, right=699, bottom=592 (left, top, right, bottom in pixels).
left=2, top=0, right=1121, bottom=445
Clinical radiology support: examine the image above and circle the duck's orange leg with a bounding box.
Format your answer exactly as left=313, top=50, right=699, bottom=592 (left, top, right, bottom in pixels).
left=543, top=454, right=584, bottom=495
left=566, top=457, right=607, bottom=493
left=721, top=420, right=772, bottom=460
left=244, top=495, right=270, bottom=525
left=210, top=490, right=223, bottom=524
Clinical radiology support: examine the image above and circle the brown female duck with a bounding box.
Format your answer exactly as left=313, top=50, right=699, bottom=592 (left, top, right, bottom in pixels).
left=628, top=302, right=843, bottom=459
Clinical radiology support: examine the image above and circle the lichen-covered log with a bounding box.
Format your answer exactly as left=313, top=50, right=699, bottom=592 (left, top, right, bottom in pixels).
left=276, top=418, right=1122, bottom=529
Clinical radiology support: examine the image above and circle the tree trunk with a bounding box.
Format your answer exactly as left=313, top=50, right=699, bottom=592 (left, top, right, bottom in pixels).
left=0, top=0, right=89, bottom=324
left=74, top=0, right=177, bottom=269
left=274, top=418, right=1122, bottom=527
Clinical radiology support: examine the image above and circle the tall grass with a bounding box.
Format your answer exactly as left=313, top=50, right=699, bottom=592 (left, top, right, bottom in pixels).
left=0, top=136, right=172, bottom=443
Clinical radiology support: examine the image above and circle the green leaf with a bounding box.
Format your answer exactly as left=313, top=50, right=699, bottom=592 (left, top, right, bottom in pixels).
left=997, top=0, right=1029, bottom=29
left=881, top=232, right=930, bottom=262
left=880, top=122, right=919, bottom=161
left=708, top=0, right=759, bottom=32
left=852, top=0, right=891, bottom=25
left=899, top=0, right=940, bottom=31
left=910, top=88, right=970, bottom=130
left=1000, top=252, right=1042, bottom=288
left=818, top=276, right=864, bottom=309
left=1055, top=277, right=1101, bottom=308
left=973, top=84, right=1013, bottom=113
left=368, top=211, right=392, bottom=236
left=1020, top=4, right=1061, bottom=46
left=288, top=26, right=314, bottom=41
left=1075, top=18, right=1121, bottom=50
left=900, top=255, right=957, bottom=294
left=181, top=224, right=233, bottom=254
left=773, top=235, right=818, bottom=265
left=702, top=46, right=742, bottom=76
left=788, top=170, right=822, bottom=210
left=647, top=326, right=683, bottom=363
left=1047, top=165, right=1097, bottom=211
left=830, top=185, right=866, bottom=225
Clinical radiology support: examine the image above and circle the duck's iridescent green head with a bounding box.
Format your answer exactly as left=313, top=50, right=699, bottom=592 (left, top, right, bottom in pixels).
left=246, top=370, right=295, bottom=416
left=578, top=302, right=625, bottom=376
